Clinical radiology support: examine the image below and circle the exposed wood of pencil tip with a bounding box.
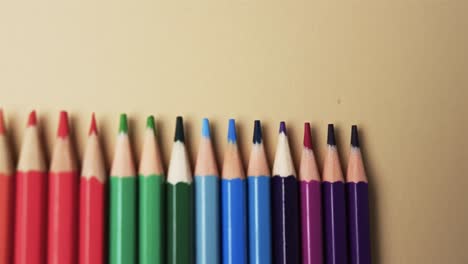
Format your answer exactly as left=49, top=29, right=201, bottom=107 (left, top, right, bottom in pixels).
left=247, top=120, right=270, bottom=177
left=111, top=114, right=136, bottom=178
left=167, top=116, right=192, bottom=184
left=222, top=119, right=245, bottom=180
left=347, top=125, right=368, bottom=183
left=81, top=114, right=106, bottom=182
left=50, top=111, right=77, bottom=172
left=17, top=111, right=46, bottom=171
left=0, top=109, right=13, bottom=175
left=322, top=124, right=344, bottom=182
left=139, top=115, right=164, bottom=176
left=195, top=118, right=218, bottom=177
left=299, top=122, right=320, bottom=182
left=272, top=121, right=296, bottom=177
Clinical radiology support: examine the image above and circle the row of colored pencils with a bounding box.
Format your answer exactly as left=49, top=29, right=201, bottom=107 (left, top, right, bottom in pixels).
left=0, top=110, right=371, bottom=264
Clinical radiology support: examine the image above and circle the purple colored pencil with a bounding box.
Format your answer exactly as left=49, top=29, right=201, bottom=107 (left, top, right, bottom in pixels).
left=271, top=122, right=300, bottom=264
left=323, top=124, right=348, bottom=264
left=299, top=123, right=323, bottom=264
left=346, top=126, right=371, bottom=264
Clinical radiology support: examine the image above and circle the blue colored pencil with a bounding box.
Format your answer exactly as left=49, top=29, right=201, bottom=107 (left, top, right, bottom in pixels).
left=247, top=120, right=271, bottom=264
left=194, top=118, right=220, bottom=264
left=221, top=119, right=248, bottom=264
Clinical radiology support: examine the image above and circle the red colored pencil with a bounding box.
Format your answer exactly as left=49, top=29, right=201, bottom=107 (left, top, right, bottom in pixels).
left=79, top=114, right=106, bottom=264
left=47, top=111, right=79, bottom=264
left=14, top=111, right=48, bottom=264
left=0, top=109, right=14, bottom=264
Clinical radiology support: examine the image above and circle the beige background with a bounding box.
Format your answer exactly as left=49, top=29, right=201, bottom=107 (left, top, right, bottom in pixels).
left=1, top=0, right=467, bottom=262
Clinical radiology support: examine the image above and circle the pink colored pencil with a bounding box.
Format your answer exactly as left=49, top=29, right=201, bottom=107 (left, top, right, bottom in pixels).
left=299, top=123, right=323, bottom=264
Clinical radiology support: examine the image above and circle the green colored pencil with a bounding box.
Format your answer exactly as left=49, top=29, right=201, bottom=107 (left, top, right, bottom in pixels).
left=139, top=116, right=165, bottom=264
left=167, top=116, right=193, bottom=264
left=109, top=114, right=137, bottom=264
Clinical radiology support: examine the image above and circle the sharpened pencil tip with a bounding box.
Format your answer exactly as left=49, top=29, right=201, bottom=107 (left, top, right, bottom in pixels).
left=146, top=115, right=155, bottom=131
left=119, top=114, right=128, bottom=134
left=228, top=119, right=237, bottom=143
left=327, top=124, right=336, bottom=146
left=279, top=121, right=287, bottom=135
left=57, top=111, right=70, bottom=138
left=174, top=116, right=185, bottom=142
left=351, top=125, right=360, bottom=148
left=253, top=120, right=262, bottom=144
left=303, top=122, right=312, bottom=149
left=28, top=110, right=37, bottom=127
left=89, top=113, right=98, bottom=135
left=202, top=118, right=210, bottom=138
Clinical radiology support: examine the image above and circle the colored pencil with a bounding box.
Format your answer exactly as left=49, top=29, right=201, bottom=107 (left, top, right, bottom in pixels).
left=167, top=116, right=193, bottom=264
left=79, top=113, right=106, bottom=264
left=109, top=114, right=137, bottom=264
left=0, top=110, right=14, bottom=264
left=247, top=120, right=271, bottom=264
left=221, top=119, right=248, bottom=264
left=14, top=111, right=48, bottom=264
left=323, top=124, right=348, bottom=264
left=271, top=121, right=300, bottom=264
left=47, top=111, right=79, bottom=264
left=194, top=118, right=220, bottom=264
left=299, top=122, right=323, bottom=264
left=346, top=126, right=371, bottom=264
left=139, top=116, right=165, bottom=264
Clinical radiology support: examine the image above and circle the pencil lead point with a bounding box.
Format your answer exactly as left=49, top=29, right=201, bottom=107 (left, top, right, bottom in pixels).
left=119, top=114, right=128, bottom=134
left=57, top=111, right=70, bottom=138
left=146, top=115, right=155, bottom=131
left=279, top=121, right=287, bottom=135
left=253, top=120, right=262, bottom=144
left=303, top=122, right=312, bottom=149
left=174, top=116, right=185, bottom=142
left=202, top=118, right=211, bottom=138
left=227, top=119, right=237, bottom=143
left=28, top=110, right=37, bottom=127
left=89, top=113, right=98, bottom=135
left=327, top=124, right=336, bottom=146
left=351, top=125, right=360, bottom=148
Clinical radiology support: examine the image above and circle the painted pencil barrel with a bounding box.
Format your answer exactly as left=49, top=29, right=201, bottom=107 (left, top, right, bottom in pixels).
left=109, top=177, right=137, bottom=264
left=347, top=182, right=371, bottom=264
left=139, top=175, right=165, bottom=264
left=247, top=176, right=271, bottom=264
left=323, top=182, right=348, bottom=264
left=14, top=171, right=48, bottom=264
left=47, top=171, right=79, bottom=264
left=195, top=176, right=220, bottom=264
left=271, top=176, right=300, bottom=264
left=222, top=178, right=247, bottom=264
left=0, top=175, right=13, bottom=263
left=167, top=182, right=193, bottom=264
left=299, top=180, right=323, bottom=264
left=79, top=178, right=105, bottom=264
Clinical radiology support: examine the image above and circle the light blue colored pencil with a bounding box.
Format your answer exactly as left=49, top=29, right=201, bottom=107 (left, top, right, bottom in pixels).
left=247, top=120, right=272, bottom=264
left=194, top=118, right=220, bottom=264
